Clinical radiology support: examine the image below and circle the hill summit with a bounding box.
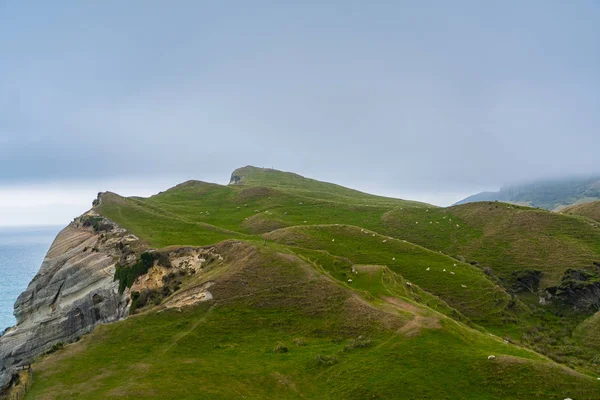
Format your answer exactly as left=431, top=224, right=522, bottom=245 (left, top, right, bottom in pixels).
left=3, top=166, right=600, bottom=399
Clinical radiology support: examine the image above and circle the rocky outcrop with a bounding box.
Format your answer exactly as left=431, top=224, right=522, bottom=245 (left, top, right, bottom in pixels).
left=0, top=212, right=140, bottom=391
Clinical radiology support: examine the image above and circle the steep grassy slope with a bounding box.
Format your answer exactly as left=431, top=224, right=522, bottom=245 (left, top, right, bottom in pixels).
left=265, top=224, right=517, bottom=326
left=383, top=202, right=600, bottom=285
left=26, top=242, right=600, bottom=400
left=99, top=167, right=600, bottom=290
left=78, top=165, right=600, bottom=388
left=562, top=200, right=600, bottom=223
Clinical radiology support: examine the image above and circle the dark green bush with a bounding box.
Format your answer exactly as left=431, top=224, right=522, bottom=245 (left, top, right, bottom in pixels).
left=314, top=354, right=338, bottom=366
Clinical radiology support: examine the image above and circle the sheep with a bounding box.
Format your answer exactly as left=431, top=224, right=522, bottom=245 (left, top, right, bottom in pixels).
left=450, top=271, right=455, bottom=275
left=426, top=267, right=430, bottom=271
left=382, top=239, right=387, bottom=243
left=461, top=284, right=467, bottom=288
left=406, top=282, right=412, bottom=286
left=456, top=224, right=460, bottom=227
left=303, top=220, right=307, bottom=223
left=392, top=257, right=395, bottom=261
left=332, top=239, right=335, bottom=242
left=254, top=210, right=259, bottom=213
left=299, top=202, right=303, bottom=205
left=348, top=279, right=353, bottom=283
left=488, top=355, right=496, bottom=360
left=415, top=221, right=419, bottom=224
left=372, top=234, right=376, bottom=237
left=453, top=263, right=457, bottom=267
left=443, top=268, right=446, bottom=272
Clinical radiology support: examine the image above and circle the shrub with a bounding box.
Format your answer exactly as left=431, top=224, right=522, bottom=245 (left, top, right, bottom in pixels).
left=114, top=252, right=156, bottom=293
left=314, top=354, right=338, bottom=366
left=273, top=343, right=288, bottom=353
left=344, top=336, right=372, bottom=351
left=293, top=337, right=306, bottom=346
left=46, top=342, right=64, bottom=355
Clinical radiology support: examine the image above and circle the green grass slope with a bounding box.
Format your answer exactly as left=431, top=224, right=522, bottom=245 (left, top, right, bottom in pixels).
left=561, top=200, right=600, bottom=223
left=84, top=166, right=600, bottom=383
left=26, top=242, right=600, bottom=400
left=382, top=202, right=600, bottom=285
left=265, top=224, right=517, bottom=326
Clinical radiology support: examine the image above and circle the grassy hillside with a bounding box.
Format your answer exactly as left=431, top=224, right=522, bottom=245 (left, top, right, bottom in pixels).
left=561, top=200, right=600, bottom=223
left=23, top=165, right=596, bottom=398
left=26, top=242, right=600, bottom=399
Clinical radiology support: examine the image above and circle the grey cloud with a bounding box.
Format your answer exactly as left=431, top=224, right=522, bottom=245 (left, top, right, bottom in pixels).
left=0, top=0, right=598, bottom=194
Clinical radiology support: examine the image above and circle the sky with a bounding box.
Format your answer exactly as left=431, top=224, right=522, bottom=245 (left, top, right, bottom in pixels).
left=1, top=1, right=599, bottom=226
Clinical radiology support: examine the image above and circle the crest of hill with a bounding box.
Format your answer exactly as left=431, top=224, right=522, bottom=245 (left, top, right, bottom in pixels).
left=229, top=165, right=430, bottom=207
left=561, top=200, right=600, bottom=223
left=455, top=176, right=600, bottom=211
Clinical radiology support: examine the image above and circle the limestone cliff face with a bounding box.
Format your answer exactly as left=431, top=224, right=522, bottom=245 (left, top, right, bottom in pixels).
left=0, top=212, right=139, bottom=390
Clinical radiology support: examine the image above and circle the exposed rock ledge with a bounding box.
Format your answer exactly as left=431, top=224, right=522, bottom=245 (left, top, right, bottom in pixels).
left=0, top=212, right=140, bottom=391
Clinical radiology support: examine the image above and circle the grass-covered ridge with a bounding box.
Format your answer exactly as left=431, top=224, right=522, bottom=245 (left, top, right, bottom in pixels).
left=561, top=200, right=600, bottom=223
left=26, top=242, right=600, bottom=399
left=26, top=165, right=600, bottom=398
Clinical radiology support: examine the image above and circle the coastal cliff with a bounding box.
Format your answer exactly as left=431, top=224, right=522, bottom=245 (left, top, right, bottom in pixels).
left=0, top=212, right=139, bottom=391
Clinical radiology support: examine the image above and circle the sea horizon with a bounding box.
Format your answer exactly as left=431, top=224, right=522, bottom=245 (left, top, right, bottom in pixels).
left=0, top=225, right=62, bottom=332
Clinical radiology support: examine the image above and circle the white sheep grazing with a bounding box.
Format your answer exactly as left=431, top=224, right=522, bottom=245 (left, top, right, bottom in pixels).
left=415, top=221, right=419, bottom=224
left=392, top=257, right=395, bottom=261
left=406, top=282, right=412, bottom=286
left=426, top=267, right=430, bottom=271
left=453, top=263, right=457, bottom=267
left=461, top=284, right=467, bottom=288
left=456, top=224, right=460, bottom=227
left=332, top=239, right=335, bottom=242
left=303, top=220, right=307, bottom=223
left=450, top=271, right=455, bottom=275
left=199, top=212, right=203, bottom=214
left=255, top=210, right=259, bottom=213
left=382, top=239, right=387, bottom=243
left=488, top=355, right=496, bottom=360
left=372, top=234, right=376, bottom=237
left=299, top=202, right=303, bottom=205
left=443, top=268, right=446, bottom=272
left=348, top=279, right=353, bottom=283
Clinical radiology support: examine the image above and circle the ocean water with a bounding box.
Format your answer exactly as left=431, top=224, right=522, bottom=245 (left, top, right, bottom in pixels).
left=0, top=226, right=61, bottom=332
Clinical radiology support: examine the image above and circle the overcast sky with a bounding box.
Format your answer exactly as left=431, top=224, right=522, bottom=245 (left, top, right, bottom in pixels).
left=1, top=1, right=599, bottom=226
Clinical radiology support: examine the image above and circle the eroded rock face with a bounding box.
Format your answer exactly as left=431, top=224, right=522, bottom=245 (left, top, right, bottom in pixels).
left=0, top=212, right=139, bottom=390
